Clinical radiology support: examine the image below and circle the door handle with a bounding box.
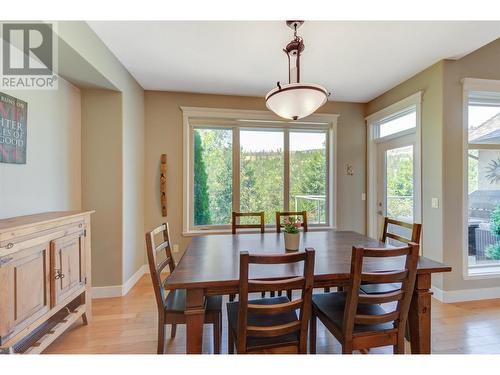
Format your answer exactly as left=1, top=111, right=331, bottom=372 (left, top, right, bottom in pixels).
left=54, top=269, right=65, bottom=279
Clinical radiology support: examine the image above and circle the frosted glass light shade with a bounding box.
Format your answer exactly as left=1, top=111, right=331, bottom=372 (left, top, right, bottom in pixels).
left=265, top=83, right=328, bottom=120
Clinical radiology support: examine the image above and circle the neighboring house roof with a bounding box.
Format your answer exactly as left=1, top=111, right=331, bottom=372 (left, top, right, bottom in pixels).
left=469, top=113, right=500, bottom=144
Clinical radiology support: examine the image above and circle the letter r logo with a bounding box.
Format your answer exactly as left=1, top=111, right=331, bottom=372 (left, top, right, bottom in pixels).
left=2, top=23, right=53, bottom=75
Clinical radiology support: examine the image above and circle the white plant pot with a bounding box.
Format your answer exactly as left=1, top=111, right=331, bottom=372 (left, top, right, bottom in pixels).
left=284, top=232, right=300, bottom=251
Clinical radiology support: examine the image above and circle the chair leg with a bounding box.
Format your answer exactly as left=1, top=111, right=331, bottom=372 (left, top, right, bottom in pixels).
left=323, top=287, right=331, bottom=293
left=394, top=334, right=405, bottom=354
left=278, top=290, right=283, bottom=296
left=287, top=289, right=293, bottom=301
left=310, top=313, right=317, bottom=354
left=229, top=294, right=235, bottom=302
left=270, top=291, right=275, bottom=297
left=170, top=324, right=177, bottom=338
left=157, top=315, right=165, bottom=354
left=228, top=328, right=234, bottom=354
left=261, top=291, right=266, bottom=298
left=213, top=314, right=221, bottom=354
left=342, top=342, right=353, bottom=354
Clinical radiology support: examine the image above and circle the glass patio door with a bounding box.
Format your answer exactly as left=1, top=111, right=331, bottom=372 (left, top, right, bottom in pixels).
left=376, top=134, right=418, bottom=231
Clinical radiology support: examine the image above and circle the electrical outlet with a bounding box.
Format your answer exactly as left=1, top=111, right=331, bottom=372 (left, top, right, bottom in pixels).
left=431, top=198, right=439, bottom=209
left=173, top=244, right=179, bottom=253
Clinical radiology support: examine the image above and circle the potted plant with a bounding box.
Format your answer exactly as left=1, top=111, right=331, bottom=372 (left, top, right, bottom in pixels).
left=283, top=216, right=302, bottom=251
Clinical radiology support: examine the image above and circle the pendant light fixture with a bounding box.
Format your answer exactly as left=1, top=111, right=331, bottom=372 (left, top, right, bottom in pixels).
left=265, top=21, right=330, bottom=121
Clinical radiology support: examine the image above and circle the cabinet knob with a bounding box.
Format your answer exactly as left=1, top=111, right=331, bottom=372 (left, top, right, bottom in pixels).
left=54, top=269, right=65, bottom=279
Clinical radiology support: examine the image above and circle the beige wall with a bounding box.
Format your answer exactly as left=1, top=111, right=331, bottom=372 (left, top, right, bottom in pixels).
left=81, top=89, right=123, bottom=287
left=366, top=62, right=445, bottom=288
left=144, top=91, right=366, bottom=260
left=57, top=22, right=146, bottom=287
left=442, top=38, right=500, bottom=291
left=0, top=78, right=82, bottom=219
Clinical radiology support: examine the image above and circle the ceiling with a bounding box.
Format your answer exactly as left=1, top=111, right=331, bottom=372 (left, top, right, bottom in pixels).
left=88, top=21, right=500, bottom=103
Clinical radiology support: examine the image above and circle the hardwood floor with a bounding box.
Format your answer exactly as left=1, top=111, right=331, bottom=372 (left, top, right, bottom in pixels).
left=44, top=275, right=500, bottom=354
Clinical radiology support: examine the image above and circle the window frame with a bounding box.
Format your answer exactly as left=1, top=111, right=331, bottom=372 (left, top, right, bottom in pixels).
left=462, top=78, right=500, bottom=279
left=182, top=107, right=339, bottom=235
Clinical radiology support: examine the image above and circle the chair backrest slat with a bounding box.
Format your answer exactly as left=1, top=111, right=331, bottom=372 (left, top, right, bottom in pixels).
left=232, top=211, right=265, bottom=234
left=237, top=248, right=315, bottom=353
left=354, top=311, right=400, bottom=325
left=247, top=321, right=302, bottom=337
left=358, top=290, right=404, bottom=304
left=342, top=243, right=419, bottom=338
left=145, top=222, right=176, bottom=310
left=247, top=299, right=303, bottom=315
left=361, top=270, right=408, bottom=283
left=381, top=217, right=422, bottom=245
left=275, top=211, right=308, bottom=233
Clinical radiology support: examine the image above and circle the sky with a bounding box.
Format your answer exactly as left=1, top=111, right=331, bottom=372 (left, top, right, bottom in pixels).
left=240, top=130, right=326, bottom=152
left=469, top=106, right=500, bottom=129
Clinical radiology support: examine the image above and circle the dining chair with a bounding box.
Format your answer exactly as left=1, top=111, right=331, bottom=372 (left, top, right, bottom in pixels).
left=309, top=243, right=419, bottom=354
left=230, top=211, right=266, bottom=301
left=275, top=211, right=308, bottom=233
left=360, top=217, right=421, bottom=295
left=145, top=223, right=222, bottom=354
left=232, top=211, right=265, bottom=234
left=226, top=248, right=315, bottom=354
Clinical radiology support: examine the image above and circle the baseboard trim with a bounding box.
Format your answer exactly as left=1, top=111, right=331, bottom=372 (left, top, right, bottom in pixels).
left=432, top=284, right=500, bottom=303
left=92, top=264, right=149, bottom=299
left=122, top=264, right=149, bottom=295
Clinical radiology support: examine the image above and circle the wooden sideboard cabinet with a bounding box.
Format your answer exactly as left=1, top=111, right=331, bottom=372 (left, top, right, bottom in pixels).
left=0, top=211, right=93, bottom=353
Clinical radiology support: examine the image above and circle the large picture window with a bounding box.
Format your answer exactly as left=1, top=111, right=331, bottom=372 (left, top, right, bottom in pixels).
left=184, top=108, right=337, bottom=233
left=465, top=87, right=500, bottom=275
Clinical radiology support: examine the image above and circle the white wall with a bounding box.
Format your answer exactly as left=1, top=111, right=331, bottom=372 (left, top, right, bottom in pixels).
left=0, top=78, right=81, bottom=219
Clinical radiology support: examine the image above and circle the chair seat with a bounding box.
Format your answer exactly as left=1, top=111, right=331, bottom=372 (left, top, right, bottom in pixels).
left=312, top=292, right=395, bottom=334
left=360, top=283, right=401, bottom=295
left=165, top=289, right=222, bottom=312
left=227, top=296, right=299, bottom=349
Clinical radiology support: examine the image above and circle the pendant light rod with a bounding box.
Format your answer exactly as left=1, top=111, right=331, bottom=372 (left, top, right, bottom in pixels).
left=265, top=21, right=330, bottom=121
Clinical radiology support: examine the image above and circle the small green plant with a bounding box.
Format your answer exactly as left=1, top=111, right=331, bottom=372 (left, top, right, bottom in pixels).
left=283, top=217, right=301, bottom=234
left=485, top=243, right=500, bottom=260
left=486, top=205, right=500, bottom=260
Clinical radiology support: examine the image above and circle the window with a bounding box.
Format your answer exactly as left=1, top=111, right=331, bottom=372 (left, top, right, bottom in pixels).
left=193, top=128, right=232, bottom=226
left=240, top=130, right=284, bottom=224
left=290, top=131, right=327, bottom=224
left=375, top=106, right=417, bottom=140
left=465, top=86, right=500, bottom=275
left=184, top=108, right=337, bottom=233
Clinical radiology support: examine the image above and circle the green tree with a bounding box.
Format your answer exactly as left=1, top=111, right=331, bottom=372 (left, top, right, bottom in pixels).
left=193, top=131, right=211, bottom=225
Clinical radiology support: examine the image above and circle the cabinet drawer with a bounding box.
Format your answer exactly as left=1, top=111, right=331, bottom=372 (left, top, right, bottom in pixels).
left=0, top=244, right=50, bottom=341
left=50, top=232, right=85, bottom=308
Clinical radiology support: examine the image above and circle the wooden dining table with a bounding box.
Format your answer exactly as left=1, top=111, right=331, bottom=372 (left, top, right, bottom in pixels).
left=164, top=230, right=451, bottom=354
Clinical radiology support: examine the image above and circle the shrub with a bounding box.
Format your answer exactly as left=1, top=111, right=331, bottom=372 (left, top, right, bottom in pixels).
left=485, top=242, right=500, bottom=260
left=490, top=205, right=500, bottom=236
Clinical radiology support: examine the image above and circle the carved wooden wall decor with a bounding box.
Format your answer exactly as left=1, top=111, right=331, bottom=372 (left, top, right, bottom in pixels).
left=160, top=154, right=167, bottom=217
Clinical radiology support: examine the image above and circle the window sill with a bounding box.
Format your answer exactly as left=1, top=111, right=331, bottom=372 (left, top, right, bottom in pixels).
left=466, top=265, right=500, bottom=280
left=182, top=226, right=336, bottom=237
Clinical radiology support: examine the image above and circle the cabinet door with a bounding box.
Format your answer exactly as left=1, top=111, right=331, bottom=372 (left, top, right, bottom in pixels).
left=50, top=232, right=85, bottom=308
left=0, top=244, right=50, bottom=341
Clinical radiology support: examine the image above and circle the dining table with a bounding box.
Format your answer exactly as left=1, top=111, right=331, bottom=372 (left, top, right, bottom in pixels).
left=164, top=230, right=451, bottom=354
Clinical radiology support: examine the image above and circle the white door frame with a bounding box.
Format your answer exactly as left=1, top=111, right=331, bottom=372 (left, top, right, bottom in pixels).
left=366, top=92, right=422, bottom=238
